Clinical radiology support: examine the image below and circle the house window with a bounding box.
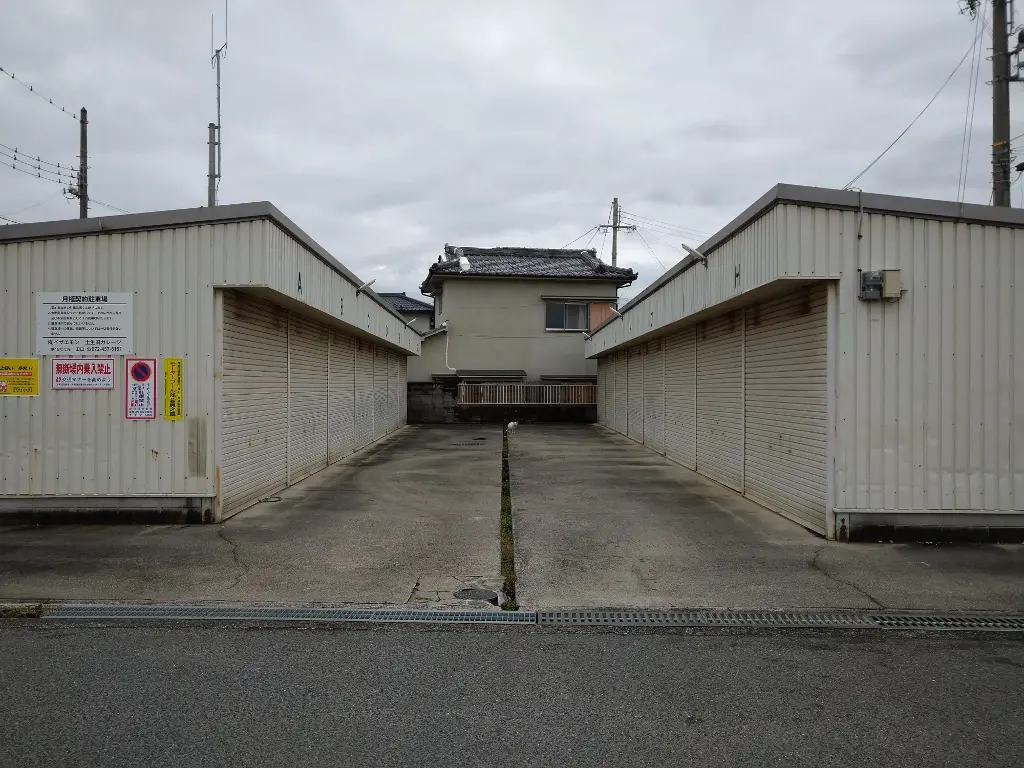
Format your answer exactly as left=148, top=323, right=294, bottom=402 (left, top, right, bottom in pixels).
left=545, top=301, right=589, bottom=331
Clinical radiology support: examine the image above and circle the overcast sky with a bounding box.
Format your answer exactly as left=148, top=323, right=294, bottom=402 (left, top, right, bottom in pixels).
left=1, top=1, right=1020, bottom=301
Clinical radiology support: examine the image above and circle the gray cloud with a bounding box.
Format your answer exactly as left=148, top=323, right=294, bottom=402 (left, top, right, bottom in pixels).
left=1, top=0, right=1017, bottom=301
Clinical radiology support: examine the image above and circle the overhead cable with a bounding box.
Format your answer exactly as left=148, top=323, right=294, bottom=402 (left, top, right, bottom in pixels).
left=844, top=36, right=979, bottom=190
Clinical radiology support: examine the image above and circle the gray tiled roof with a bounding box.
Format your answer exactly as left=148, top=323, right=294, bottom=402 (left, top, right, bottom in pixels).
left=378, top=292, right=434, bottom=313
left=421, top=245, right=637, bottom=291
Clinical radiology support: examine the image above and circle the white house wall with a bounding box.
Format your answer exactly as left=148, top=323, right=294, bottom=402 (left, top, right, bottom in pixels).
left=0, top=225, right=217, bottom=498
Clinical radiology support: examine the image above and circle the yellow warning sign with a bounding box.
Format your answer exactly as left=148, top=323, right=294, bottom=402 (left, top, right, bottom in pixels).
left=0, top=358, right=40, bottom=396
left=163, top=357, right=183, bottom=420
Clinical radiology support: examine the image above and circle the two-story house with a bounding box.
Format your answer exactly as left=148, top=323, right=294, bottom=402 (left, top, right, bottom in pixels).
left=379, top=292, right=435, bottom=331
left=408, top=245, right=637, bottom=383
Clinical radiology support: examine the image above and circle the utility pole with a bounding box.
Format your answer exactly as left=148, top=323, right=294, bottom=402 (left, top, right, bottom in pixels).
left=597, top=198, right=635, bottom=266
left=611, top=197, right=620, bottom=266
left=208, top=123, right=217, bottom=207
left=992, top=0, right=1013, bottom=206
left=78, top=107, right=88, bottom=219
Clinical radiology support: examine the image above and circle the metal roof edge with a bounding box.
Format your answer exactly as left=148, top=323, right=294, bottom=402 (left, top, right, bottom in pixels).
left=0, top=201, right=407, bottom=325
left=594, top=183, right=1024, bottom=331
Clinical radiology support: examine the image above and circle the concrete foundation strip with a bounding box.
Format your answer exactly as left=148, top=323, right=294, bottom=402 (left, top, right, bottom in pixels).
left=32, top=604, right=1024, bottom=630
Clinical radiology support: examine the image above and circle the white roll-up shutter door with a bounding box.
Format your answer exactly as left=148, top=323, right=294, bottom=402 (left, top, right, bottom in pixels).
left=388, top=350, right=400, bottom=433
left=614, top=350, right=627, bottom=435
left=398, top=355, right=408, bottom=424
left=328, top=329, right=356, bottom=463
left=288, top=313, right=329, bottom=483
left=355, top=339, right=374, bottom=449
left=626, top=345, right=644, bottom=442
left=664, top=326, right=696, bottom=469
left=373, top=346, right=388, bottom=440
left=744, top=286, right=828, bottom=534
left=643, top=339, right=664, bottom=454
left=696, top=312, right=743, bottom=490
left=221, top=291, right=288, bottom=516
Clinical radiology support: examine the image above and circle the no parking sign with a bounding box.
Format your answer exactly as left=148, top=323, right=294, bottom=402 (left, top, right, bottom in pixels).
left=125, top=357, right=156, bottom=420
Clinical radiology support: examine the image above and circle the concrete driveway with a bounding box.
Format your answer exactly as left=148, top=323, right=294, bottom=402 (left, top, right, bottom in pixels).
left=509, top=425, right=1024, bottom=611
left=0, top=426, right=502, bottom=607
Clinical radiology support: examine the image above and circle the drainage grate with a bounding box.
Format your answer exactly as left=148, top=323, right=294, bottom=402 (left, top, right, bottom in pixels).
left=869, top=614, right=1024, bottom=630
left=537, top=609, right=1024, bottom=631
left=44, top=604, right=537, bottom=624
left=38, top=605, right=1024, bottom=631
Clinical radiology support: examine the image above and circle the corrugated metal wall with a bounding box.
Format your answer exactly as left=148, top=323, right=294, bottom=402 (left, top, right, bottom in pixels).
left=287, top=313, right=329, bottom=484
left=373, top=346, right=388, bottom=440
left=328, top=330, right=356, bottom=463
left=664, top=327, right=696, bottom=468
left=744, top=286, right=827, bottom=534
left=1, top=225, right=219, bottom=498
left=643, top=339, right=664, bottom=454
left=0, top=219, right=411, bottom=510
left=695, top=312, right=744, bottom=491
left=222, top=292, right=289, bottom=515
left=613, top=349, right=627, bottom=435
left=585, top=207, right=787, bottom=356
left=355, top=340, right=375, bottom=448
left=398, top=355, right=408, bottom=425
left=221, top=290, right=406, bottom=516
left=596, top=356, right=607, bottom=424
left=819, top=209, right=1024, bottom=515
left=590, top=197, right=1024, bottom=527
left=388, top=350, right=400, bottom=434
left=626, top=346, right=644, bottom=442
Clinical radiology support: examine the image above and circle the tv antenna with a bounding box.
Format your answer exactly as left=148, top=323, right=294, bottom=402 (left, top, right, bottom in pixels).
left=208, top=0, right=227, bottom=206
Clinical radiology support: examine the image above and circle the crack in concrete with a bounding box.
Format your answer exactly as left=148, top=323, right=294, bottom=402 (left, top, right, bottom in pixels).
left=810, top=545, right=884, bottom=608
left=405, top=576, right=421, bottom=605
left=217, top=525, right=249, bottom=591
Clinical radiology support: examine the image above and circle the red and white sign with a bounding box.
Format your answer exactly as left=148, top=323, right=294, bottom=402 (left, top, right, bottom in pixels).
left=125, top=357, right=157, bottom=420
left=52, top=358, right=115, bottom=390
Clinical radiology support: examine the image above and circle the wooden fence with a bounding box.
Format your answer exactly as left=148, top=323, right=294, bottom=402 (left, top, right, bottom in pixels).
left=458, top=382, right=597, bottom=406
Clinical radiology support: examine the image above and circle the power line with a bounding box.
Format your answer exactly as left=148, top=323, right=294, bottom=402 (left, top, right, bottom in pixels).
left=619, top=209, right=711, bottom=237
left=0, top=148, right=78, bottom=184
left=89, top=197, right=132, bottom=215
left=0, top=65, right=79, bottom=121
left=619, top=214, right=699, bottom=239
left=561, top=226, right=598, bottom=249
left=632, top=228, right=666, bottom=271
left=0, top=213, right=24, bottom=225
left=635, top=225, right=685, bottom=253
left=0, top=141, right=78, bottom=173
left=2, top=160, right=131, bottom=215
left=844, top=36, right=978, bottom=190
left=1, top=157, right=73, bottom=187
left=959, top=4, right=988, bottom=203
left=3, top=190, right=66, bottom=217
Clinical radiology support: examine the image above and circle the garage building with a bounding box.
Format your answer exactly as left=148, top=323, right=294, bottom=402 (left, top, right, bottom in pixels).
left=0, top=203, right=419, bottom=522
left=591, top=185, right=1023, bottom=541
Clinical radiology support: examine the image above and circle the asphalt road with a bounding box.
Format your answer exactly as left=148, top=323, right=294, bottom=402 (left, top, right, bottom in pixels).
left=2, top=621, right=1022, bottom=767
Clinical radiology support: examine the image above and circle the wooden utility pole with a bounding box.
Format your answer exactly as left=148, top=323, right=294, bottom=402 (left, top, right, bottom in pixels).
left=992, top=0, right=1013, bottom=206
left=598, top=198, right=635, bottom=266
left=78, top=107, right=88, bottom=219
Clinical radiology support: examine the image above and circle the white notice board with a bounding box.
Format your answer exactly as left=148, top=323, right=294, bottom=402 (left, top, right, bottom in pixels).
left=35, top=292, right=133, bottom=355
